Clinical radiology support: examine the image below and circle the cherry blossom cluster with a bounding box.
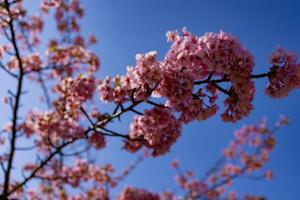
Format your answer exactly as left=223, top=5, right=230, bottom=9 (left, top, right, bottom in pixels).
left=39, top=0, right=100, bottom=79
left=40, top=0, right=61, bottom=11
left=0, top=1, right=44, bottom=65
left=16, top=155, right=148, bottom=200
left=98, top=51, right=161, bottom=103
left=88, top=132, right=106, bottom=150
left=46, top=40, right=100, bottom=77
left=7, top=53, right=43, bottom=72
left=117, top=187, right=161, bottom=200
left=18, top=14, right=44, bottom=48
left=54, top=75, right=95, bottom=104
left=98, top=29, right=256, bottom=124
left=0, top=1, right=25, bottom=29
left=21, top=109, right=105, bottom=156
left=22, top=159, right=116, bottom=200
left=53, top=75, right=96, bottom=118
left=19, top=15, right=43, bottom=33
left=163, top=29, right=255, bottom=122
left=266, top=47, right=300, bottom=98
left=41, top=0, right=83, bottom=33
left=124, top=107, right=182, bottom=157
left=173, top=84, right=219, bottom=124
left=167, top=118, right=288, bottom=200
left=222, top=119, right=276, bottom=171
left=23, top=187, right=109, bottom=200
left=97, top=29, right=260, bottom=156
left=21, top=110, right=85, bottom=149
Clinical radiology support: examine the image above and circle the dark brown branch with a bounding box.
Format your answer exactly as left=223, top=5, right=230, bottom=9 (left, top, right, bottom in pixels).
left=130, top=108, right=143, bottom=115
left=251, top=72, right=271, bottom=79
left=81, top=105, right=130, bottom=139
left=194, top=72, right=271, bottom=85
left=61, top=144, right=90, bottom=157
left=113, top=103, right=121, bottom=115
left=98, top=86, right=158, bottom=127
left=2, top=0, right=25, bottom=197
left=7, top=139, right=78, bottom=196
left=80, top=106, right=95, bottom=126
left=0, top=0, right=21, bottom=7
left=211, top=82, right=231, bottom=96
left=99, top=127, right=129, bottom=139
left=146, top=100, right=167, bottom=108
left=97, top=100, right=143, bottom=127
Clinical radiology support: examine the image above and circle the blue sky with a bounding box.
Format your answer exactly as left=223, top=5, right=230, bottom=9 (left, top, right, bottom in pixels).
left=1, top=0, right=300, bottom=199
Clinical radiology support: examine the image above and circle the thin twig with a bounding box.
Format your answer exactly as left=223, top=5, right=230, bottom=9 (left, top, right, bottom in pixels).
left=80, top=106, right=95, bottom=126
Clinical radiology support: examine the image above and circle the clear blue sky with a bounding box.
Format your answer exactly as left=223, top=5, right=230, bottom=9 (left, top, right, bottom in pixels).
left=2, top=0, right=300, bottom=199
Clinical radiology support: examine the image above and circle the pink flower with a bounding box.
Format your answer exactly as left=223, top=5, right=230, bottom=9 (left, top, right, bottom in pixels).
left=118, top=187, right=161, bottom=200
left=88, top=132, right=106, bottom=149
left=171, top=159, right=179, bottom=168
left=264, top=170, right=273, bottom=180
left=124, top=107, right=181, bottom=157
left=266, top=47, right=300, bottom=98
left=53, top=75, right=96, bottom=117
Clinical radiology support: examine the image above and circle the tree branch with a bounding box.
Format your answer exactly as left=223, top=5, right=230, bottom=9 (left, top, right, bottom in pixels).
left=194, top=72, right=271, bottom=85
left=2, top=0, right=25, bottom=197
left=7, top=138, right=78, bottom=196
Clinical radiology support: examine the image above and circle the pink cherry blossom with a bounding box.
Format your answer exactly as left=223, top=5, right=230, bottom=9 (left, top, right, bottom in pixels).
left=124, top=107, right=181, bottom=156
left=266, top=47, right=300, bottom=98
left=117, top=187, right=161, bottom=200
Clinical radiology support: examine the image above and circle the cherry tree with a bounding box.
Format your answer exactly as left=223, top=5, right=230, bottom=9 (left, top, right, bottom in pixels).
left=0, top=0, right=299, bottom=199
